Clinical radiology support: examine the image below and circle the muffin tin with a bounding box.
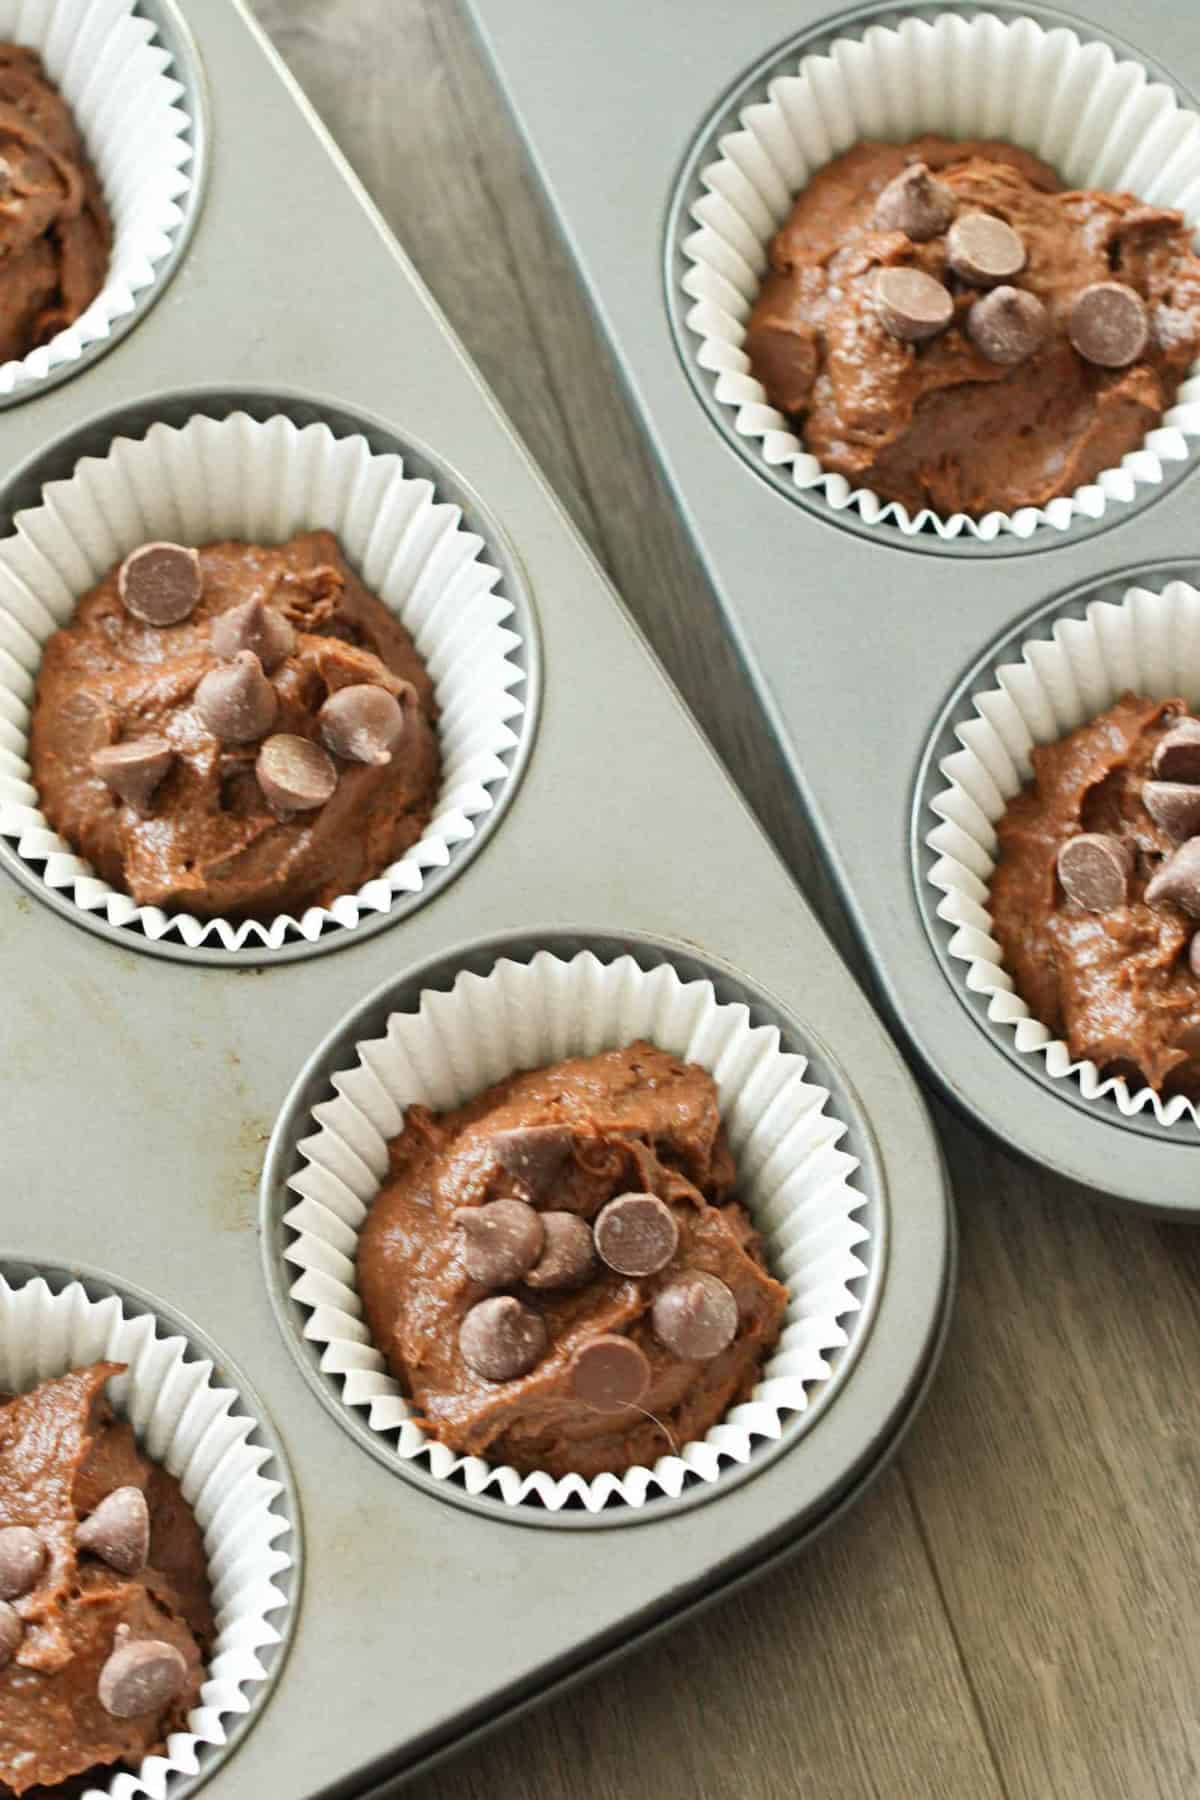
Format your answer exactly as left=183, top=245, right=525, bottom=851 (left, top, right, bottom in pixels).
left=0, top=1, right=952, bottom=1793
left=468, top=0, right=1200, bottom=1213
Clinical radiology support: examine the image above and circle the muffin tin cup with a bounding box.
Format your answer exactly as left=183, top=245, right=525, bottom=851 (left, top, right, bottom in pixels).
left=677, top=7, right=1200, bottom=541
left=272, top=937, right=878, bottom=1520
left=0, top=406, right=532, bottom=955
left=0, top=1258, right=298, bottom=1800
left=0, top=0, right=203, bottom=405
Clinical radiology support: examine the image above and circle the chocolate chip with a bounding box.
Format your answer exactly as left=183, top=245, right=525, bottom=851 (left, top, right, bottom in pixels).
left=1056, top=834, right=1133, bottom=911
left=966, top=286, right=1048, bottom=365
left=453, top=1199, right=544, bottom=1285
left=0, top=1601, right=21, bottom=1669
left=195, top=650, right=278, bottom=744
left=1151, top=718, right=1200, bottom=783
left=489, top=1125, right=574, bottom=1199
left=524, top=1212, right=597, bottom=1291
left=0, top=1527, right=45, bottom=1600
left=210, top=598, right=296, bottom=673
left=652, top=1272, right=739, bottom=1361
left=255, top=733, right=338, bottom=813
left=98, top=1633, right=188, bottom=1719
left=118, top=543, right=202, bottom=627
left=319, top=684, right=408, bottom=766
left=75, top=1486, right=150, bottom=1575
left=59, top=689, right=118, bottom=757
left=1146, top=838, right=1200, bottom=917
left=1191, top=932, right=1200, bottom=979
left=1069, top=281, right=1149, bottom=368
left=593, top=1193, right=679, bottom=1278
left=569, top=1335, right=651, bottom=1410
left=91, top=738, right=175, bottom=812
left=872, top=162, right=957, bottom=241
left=459, top=1295, right=548, bottom=1381
left=945, top=212, right=1026, bottom=286
left=1143, top=780, right=1200, bottom=843
left=872, top=267, right=954, bottom=343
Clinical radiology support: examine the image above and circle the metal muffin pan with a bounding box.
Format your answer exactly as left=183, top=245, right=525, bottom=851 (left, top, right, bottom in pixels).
left=468, top=0, right=1200, bottom=1213
left=0, top=0, right=951, bottom=1793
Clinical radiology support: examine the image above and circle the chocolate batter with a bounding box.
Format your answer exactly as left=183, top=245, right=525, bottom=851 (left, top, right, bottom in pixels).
left=746, top=137, right=1200, bottom=517
left=0, top=1363, right=212, bottom=1798
left=0, top=46, right=110, bottom=364
left=992, top=695, right=1200, bottom=1096
left=358, top=1043, right=789, bottom=1479
left=30, top=531, right=441, bottom=921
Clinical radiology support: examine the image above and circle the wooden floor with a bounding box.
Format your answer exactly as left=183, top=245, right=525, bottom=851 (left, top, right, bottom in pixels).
left=253, top=6, right=1200, bottom=1796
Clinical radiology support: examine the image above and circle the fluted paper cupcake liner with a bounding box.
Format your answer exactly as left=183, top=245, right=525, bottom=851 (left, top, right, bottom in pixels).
left=927, top=577, right=1200, bottom=1126
left=680, top=10, right=1200, bottom=540
left=0, top=412, right=527, bottom=951
left=0, top=0, right=195, bottom=400
left=282, top=949, right=872, bottom=1513
left=0, top=1269, right=294, bottom=1800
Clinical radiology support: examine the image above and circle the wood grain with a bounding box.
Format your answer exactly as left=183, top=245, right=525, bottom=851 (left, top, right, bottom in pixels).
left=251, top=4, right=1200, bottom=1796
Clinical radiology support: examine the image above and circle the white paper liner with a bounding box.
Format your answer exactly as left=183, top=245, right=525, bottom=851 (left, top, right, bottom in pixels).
left=0, top=0, right=194, bottom=400
left=0, top=1270, right=293, bottom=1800
left=680, top=10, right=1200, bottom=540
left=927, top=577, right=1200, bottom=1126
left=0, top=413, right=527, bottom=951
left=282, top=949, right=872, bottom=1513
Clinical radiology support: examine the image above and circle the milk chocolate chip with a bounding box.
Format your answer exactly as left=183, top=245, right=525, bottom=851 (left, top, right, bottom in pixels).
left=255, top=734, right=338, bottom=813
left=1152, top=718, right=1200, bottom=783
left=0, top=1601, right=21, bottom=1669
left=195, top=650, right=278, bottom=744
left=0, top=1526, right=45, bottom=1600
left=118, top=542, right=202, bottom=627
left=1069, top=281, right=1149, bottom=368
left=946, top=212, right=1026, bottom=286
left=966, top=286, right=1048, bottom=365
left=652, top=1272, right=739, bottom=1361
left=75, top=1485, right=150, bottom=1575
left=459, top=1295, right=548, bottom=1381
left=98, top=1633, right=188, bottom=1719
left=210, top=597, right=295, bottom=673
left=593, top=1193, right=679, bottom=1278
left=489, top=1124, right=574, bottom=1198
left=91, top=738, right=175, bottom=812
left=872, top=161, right=957, bottom=241
left=1056, top=833, right=1133, bottom=911
left=569, top=1335, right=650, bottom=1410
left=1146, top=838, right=1200, bottom=917
left=319, top=683, right=408, bottom=766
left=1143, top=780, right=1200, bottom=843
left=873, top=267, right=954, bottom=343
left=453, top=1199, right=544, bottom=1285
left=524, top=1212, right=597, bottom=1291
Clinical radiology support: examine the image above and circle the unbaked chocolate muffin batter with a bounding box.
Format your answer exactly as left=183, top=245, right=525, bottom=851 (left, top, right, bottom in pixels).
left=0, top=1363, right=212, bottom=1797
left=358, top=1043, right=789, bottom=1479
left=746, top=136, right=1200, bottom=517
left=0, top=45, right=110, bottom=364
left=992, top=694, right=1200, bottom=1097
left=30, top=530, right=441, bottom=921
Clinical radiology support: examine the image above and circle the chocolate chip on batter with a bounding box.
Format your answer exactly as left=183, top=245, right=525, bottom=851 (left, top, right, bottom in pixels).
left=946, top=212, right=1026, bottom=286
left=91, top=738, right=175, bottom=812
left=210, top=597, right=296, bottom=673
left=568, top=1335, right=651, bottom=1411
left=1056, top=834, right=1133, bottom=912
left=1142, top=780, right=1200, bottom=843
left=118, top=542, right=202, bottom=627
left=1146, top=838, right=1200, bottom=917
left=75, top=1485, right=150, bottom=1575
left=319, top=683, right=408, bottom=766
left=98, top=1632, right=188, bottom=1720
left=459, top=1295, right=548, bottom=1381
left=0, top=1601, right=21, bottom=1670
left=593, top=1193, right=679, bottom=1278
left=1069, top=281, right=1149, bottom=368
left=195, top=650, right=278, bottom=744
left=453, top=1199, right=544, bottom=1285
left=0, top=1526, right=45, bottom=1600
left=652, top=1272, right=739, bottom=1361
left=966, top=286, right=1048, bottom=365
left=255, top=733, right=338, bottom=813
left=524, top=1212, right=597, bottom=1291
left=490, top=1124, right=575, bottom=1198
left=872, top=266, right=954, bottom=343
left=1151, top=718, right=1200, bottom=783
left=872, top=161, right=957, bottom=241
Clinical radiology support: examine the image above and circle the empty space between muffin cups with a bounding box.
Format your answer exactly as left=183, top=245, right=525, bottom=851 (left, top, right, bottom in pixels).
left=678, top=10, right=1200, bottom=541
left=0, top=1266, right=295, bottom=1800
left=926, top=577, right=1200, bottom=1128
left=0, top=412, right=528, bottom=952
left=280, top=949, right=873, bottom=1515
left=0, top=0, right=197, bottom=401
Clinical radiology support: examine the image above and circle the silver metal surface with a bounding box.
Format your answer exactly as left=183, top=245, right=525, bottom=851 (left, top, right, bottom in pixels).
left=468, top=0, right=1200, bottom=1212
